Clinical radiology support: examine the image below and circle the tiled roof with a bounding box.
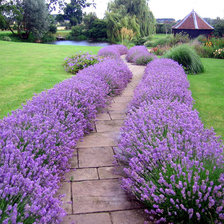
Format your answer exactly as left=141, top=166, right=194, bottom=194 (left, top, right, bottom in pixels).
left=173, top=10, right=214, bottom=30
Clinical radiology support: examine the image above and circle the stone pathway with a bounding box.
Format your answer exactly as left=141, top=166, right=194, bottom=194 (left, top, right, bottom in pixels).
left=59, top=59, right=146, bottom=224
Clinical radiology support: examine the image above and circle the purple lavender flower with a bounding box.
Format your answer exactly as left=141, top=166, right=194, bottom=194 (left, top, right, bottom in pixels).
left=115, top=58, right=224, bottom=223
left=0, top=58, right=132, bottom=223
left=126, top=46, right=157, bottom=65
left=97, top=44, right=127, bottom=59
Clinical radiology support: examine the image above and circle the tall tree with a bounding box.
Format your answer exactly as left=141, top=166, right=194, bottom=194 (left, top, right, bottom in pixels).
left=106, top=0, right=155, bottom=41
left=23, top=0, right=49, bottom=39
left=63, top=0, right=95, bottom=27
left=0, top=0, right=49, bottom=39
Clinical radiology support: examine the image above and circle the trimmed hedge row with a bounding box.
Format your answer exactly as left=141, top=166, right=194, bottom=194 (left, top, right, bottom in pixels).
left=0, top=58, right=132, bottom=223
left=116, top=59, right=224, bottom=223
left=126, top=46, right=156, bottom=65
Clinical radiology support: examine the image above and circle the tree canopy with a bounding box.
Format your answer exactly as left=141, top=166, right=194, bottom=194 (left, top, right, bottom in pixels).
left=106, top=0, right=155, bottom=42
left=60, top=0, right=95, bottom=27
left=0, top=0, right=49, bottom=39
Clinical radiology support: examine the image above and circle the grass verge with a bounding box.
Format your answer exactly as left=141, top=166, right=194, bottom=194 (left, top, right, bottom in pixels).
left=0, top=41, right=101, bottom=118
left=188, top=58, right=224, bottom=139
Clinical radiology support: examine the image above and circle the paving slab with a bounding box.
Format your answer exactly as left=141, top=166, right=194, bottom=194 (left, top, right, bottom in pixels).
left=62, top=213, right=112, bottom=224
left=72, top=179, right=140, bottom=214
left=64, top=168, right=98, bottom=181
left=57, top=182, right=72, bottom=214
left=121, top=88, right=135, bottom=97
left=96, top=113, right=111, bottom=121
left=109, top=112, right=126, bottom=120
left=79, top=147, right=115, bottom=168
left=95, top=120, right=124, bottom=133
left=108, top=102, right=129, bottom=112
left=77, top=132, right=119, bottom=148
left=69, top=151, right=78, bottom=168
left=111, top=209, right=149, bottom=224
left=113, top=96, right=132, bottom=103
left=98, top=166, right=122, bottom=179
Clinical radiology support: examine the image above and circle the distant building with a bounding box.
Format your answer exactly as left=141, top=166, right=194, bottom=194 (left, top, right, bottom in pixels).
left=172, top=10, right=214, bottom=38
left=156, top=18, right=175, bottom=24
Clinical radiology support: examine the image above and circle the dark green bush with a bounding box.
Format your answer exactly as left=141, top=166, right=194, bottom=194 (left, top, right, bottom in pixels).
left=68, top=25, right=87, bottom=40
left=87, top=19, right=107, bottom=40
left=41, top=33, right=56, bottom=43
left=164, top=44, right=204, bottom=74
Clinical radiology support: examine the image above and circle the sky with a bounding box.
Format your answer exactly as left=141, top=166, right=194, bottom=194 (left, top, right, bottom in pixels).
left=84, top=0, right=224, bottom=20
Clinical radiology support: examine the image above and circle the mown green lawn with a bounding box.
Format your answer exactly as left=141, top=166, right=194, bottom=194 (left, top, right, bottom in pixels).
left=0, top=40, right=101, bottom=118
left=188, top=58, right=224, bottom=139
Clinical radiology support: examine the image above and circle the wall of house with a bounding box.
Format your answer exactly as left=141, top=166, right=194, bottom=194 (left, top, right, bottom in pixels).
left=172, top=29, right=213, bottom=38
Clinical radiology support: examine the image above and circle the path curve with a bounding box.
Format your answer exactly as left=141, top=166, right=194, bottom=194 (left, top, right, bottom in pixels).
left=59, top=57, right=147, bottom=224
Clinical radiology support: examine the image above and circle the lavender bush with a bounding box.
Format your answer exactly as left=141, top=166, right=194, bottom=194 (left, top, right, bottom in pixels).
left=0, top=58, right=132, bottom=223
left=116, top=59, right=224, bottom=223
left=126, top=46, right=156, bottom=65
left=97, top=44, right=128, bottom=58
left=64, top=52, right=103, bottom=74
left=131, top=59, right=193, bottom=108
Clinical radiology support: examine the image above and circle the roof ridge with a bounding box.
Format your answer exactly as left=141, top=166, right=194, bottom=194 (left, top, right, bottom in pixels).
left=195, top=12, right=214, bottom=29
left=193, top=10, right=199, bottom=29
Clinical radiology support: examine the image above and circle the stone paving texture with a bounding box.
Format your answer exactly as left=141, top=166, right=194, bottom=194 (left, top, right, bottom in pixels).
left=58, top=58, right=147, bottom=223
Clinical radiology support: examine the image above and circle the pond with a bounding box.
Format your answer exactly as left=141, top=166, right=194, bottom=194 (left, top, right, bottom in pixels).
left=48, top=40, right=110, bottom=47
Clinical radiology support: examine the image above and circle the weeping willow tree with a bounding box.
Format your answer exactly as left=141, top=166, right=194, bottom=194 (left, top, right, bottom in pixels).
left=105, top=0, right=155, bottom=42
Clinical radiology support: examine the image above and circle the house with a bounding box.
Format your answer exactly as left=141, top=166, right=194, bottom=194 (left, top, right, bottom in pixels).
left=172, top=10, right=214, bottom=38
left=156, top=18, right=175, bottom=24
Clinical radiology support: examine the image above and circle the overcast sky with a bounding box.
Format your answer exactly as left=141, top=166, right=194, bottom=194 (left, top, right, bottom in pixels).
left=84, top=0, right=224, bottom=20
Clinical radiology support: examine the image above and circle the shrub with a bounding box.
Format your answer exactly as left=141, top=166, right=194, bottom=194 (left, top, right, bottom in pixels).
left=41, top=33, right=56, bottom=43
left=0, top=58, right=132, bottom=223
left=130, top=59, right=193, bottom=108
left=77, top=58, right=132, bottom=96
left=170, top=33, right=190, bottom=46
left=116, top=58, right=224, bottom=224
left=87, top=19, right=107, bottom=40
left=97, top=44, right=128, bottom=59
left=64, top=52, right=103, bottom=74
left=133, top=36, right=152, bottom=46
left=126, top=46, right=156, bottom=65
left=68, top=24, right=87, bottom=41
left=164, top=44, right=204, bottom=74
left=134, top=52, right=154, bottom=65
left=98, top=47, right=120, bottom=59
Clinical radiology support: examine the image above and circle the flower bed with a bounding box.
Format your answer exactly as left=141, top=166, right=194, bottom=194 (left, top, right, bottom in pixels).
left=126, top=46, right=156, bottom=65
left=97, top=44, right=128, bottom=58
left=116, top=58, right=224, bottom=223
left=0, top=58, right=132, bottom=223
